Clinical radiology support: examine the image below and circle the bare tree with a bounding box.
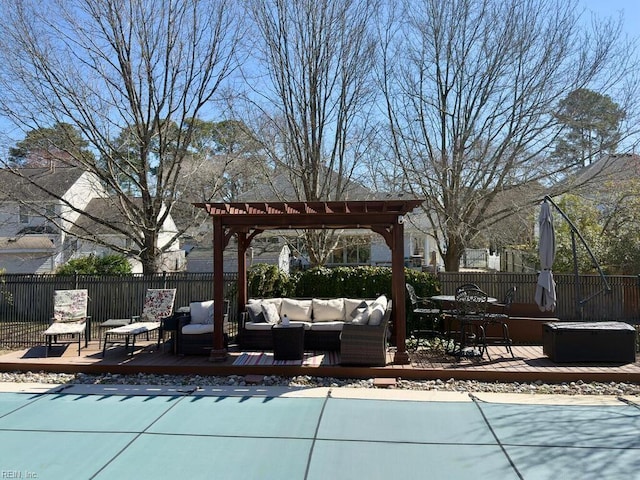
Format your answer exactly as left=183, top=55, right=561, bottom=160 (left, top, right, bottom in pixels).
left=0, top=0, right=242, bottom=273
left=242, top=0, right=380, bottom=266
left=380, top=0, right=640, bottom=271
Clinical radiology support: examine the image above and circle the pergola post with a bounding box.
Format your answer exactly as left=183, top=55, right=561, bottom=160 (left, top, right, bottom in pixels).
left=237, top=232, right=249, bottom=314
left=209, top=216, right=227, bottom=362
left=392, top=219, right=409, bottom=364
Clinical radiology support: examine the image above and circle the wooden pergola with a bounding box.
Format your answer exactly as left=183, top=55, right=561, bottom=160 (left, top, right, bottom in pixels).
left=194, top=199, right=424, bottom=365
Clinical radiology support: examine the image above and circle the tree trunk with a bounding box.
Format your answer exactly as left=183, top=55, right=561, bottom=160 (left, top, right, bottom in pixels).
left=443, top=236, right=464, bottom=272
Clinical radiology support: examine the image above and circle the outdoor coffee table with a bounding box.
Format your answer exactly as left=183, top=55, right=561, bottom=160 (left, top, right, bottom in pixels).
left=272, top=324, right=305, bottom=360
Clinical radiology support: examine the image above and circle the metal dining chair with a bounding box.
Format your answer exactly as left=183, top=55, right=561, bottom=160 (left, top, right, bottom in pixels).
left=483, top=286, right=517, bottom=358
left=446, top=286, right=489, bottom=358
left=406, top=283, right=442, bottom=342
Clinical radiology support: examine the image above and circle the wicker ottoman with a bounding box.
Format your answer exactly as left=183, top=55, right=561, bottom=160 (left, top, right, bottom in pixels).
left=272, top=324, right=305, bottom=361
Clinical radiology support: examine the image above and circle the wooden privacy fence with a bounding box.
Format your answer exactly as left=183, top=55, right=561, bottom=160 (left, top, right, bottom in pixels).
left=3, top=270, right=639, bottom=349
left=438, top=272, right=640, bottom=322
left=0, top=272, right=238, bottom=349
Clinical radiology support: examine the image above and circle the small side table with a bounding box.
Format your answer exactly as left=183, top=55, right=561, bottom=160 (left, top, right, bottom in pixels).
left=160, top=313, right=184, bottom=354
left=272, top=324, right=305, bottom=360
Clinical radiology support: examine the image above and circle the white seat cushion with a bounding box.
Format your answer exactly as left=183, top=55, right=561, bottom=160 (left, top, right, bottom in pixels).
left=244, top=322, right=275, bottom=331
left=182, top=323, right=214, bottom=335
left=309, top=321, right=344, bottom=331
left=44, top=322, right=85, bottom=335
left=107, top=322, right=159, bottom=335
left=312, top=298, right=345, bottom=322
left=289, top=321, right=312, bottom=330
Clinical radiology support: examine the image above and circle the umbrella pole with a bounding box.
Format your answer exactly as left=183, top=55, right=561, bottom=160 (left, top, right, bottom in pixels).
left=570, top=231, right=582, bottom=320
left=543, top=195, right=612, bottom=319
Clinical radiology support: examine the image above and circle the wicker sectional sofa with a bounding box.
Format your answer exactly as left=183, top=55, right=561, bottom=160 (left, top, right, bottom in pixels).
left=239, top=295, right=391, bottom=353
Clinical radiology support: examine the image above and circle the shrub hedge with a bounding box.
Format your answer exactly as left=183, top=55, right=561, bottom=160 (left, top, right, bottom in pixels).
left=247, top=264, right=440, bottom=299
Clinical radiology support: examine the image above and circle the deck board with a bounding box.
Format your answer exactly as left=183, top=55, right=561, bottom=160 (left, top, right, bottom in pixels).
left=1, top=340, right=639, bottom=383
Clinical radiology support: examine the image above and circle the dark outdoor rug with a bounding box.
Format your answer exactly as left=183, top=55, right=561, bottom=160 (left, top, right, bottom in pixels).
left=232, top=351, right=340, bottom=367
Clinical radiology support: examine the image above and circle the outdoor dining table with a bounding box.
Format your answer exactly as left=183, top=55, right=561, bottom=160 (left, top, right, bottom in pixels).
left=430, top=294, right=497, bottom=359
left=429, top=294, right=498, bottom=304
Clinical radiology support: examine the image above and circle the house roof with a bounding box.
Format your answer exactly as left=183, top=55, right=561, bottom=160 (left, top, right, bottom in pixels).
left=69, top=197, right=133, bottom=236
left=571, top=153, right=640, bottom=188
left=0, top=236, right=55, bottom=251
left=234, top=169, right=386, bottom=202
left=0, top=166, right=87, bottom=201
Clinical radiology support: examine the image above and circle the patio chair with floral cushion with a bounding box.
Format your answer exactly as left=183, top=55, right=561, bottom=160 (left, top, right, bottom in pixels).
left=102, top=288, right=176, bottom=357
left=43, top=289, right=90, bottom=357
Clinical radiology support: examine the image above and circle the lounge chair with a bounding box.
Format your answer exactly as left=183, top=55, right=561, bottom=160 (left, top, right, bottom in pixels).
left=102, top=288, right=176, bottom=357
left=43, top=289, right=90, bottom=357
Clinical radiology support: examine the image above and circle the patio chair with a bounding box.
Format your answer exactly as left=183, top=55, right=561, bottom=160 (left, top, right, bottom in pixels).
left=340, top=298, right=392, bottom=366
left=482, top=286, right=516, bottom=358
left=102, top=288, right=176, bottom=357
left=43, top=289, right=90, bottom=357
left=406, top=283, right=442, bottom=341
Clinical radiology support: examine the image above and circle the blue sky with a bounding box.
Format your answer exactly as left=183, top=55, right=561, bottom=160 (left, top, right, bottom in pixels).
left=582, top=0, right=640, bottom=38
left=1, top=1, right=638, bottom=157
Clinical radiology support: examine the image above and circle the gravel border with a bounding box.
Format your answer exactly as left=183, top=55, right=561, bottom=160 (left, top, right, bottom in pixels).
left=1, top=371, right=639, bottom=396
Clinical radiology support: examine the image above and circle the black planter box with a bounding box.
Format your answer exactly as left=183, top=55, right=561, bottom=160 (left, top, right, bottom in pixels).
left=543, top=321, right=636, bottom=363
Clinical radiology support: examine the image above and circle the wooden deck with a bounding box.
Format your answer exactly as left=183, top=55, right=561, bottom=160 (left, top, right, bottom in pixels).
left=1, top=340, right=639, bottom=384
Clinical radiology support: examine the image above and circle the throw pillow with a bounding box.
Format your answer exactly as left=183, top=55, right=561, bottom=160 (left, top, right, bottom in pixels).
left=351, top=307, right=370, bottom=325
left=346, top=300, right=369, bottom=320
left=190, top=300, right=214, bottom=325
left=246, top=302, right=265, bottom=323
left=261, top=302, right=281, bottom=324
left=367, top=296, right=387, bottom=326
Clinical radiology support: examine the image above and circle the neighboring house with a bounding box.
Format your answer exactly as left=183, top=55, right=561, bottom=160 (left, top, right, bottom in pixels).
left=570, top=152, right=640, bottom=192
left=0, top=166, right=183, bottom=273
left=69, top=197, right=184, bottom=274
left=0, top=166, right=105, bottom=273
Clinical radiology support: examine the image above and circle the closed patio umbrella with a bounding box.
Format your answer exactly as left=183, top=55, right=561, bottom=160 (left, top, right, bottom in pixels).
left=535, top=200, right=556, bottom=311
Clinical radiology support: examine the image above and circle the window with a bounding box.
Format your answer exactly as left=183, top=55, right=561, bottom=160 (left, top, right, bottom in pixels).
left=19, top=205, right=29, bottom=224
left=45, top=204, right=56, bottom=218
left=328, top=236, right=371, bottom=265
